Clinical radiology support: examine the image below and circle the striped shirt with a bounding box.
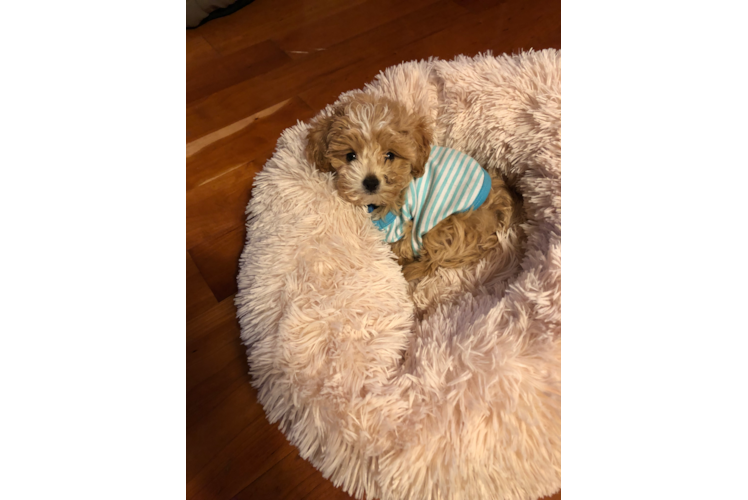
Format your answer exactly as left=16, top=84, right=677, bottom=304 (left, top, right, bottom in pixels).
left=369, top=146, right=491, bottom=256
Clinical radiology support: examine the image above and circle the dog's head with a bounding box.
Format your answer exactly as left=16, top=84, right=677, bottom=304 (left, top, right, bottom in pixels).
left=305, top=93, right=432, bottom=212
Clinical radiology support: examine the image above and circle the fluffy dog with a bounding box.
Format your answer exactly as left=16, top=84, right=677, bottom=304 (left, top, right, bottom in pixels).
left=306, top=93, right=523, bottom=281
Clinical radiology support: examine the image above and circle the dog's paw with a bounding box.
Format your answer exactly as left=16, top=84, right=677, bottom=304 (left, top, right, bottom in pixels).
left=402, top=260, right=430, bottom=282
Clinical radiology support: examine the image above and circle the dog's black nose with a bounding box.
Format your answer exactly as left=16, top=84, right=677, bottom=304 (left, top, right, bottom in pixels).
left=362, top=175, right=380, bottom=193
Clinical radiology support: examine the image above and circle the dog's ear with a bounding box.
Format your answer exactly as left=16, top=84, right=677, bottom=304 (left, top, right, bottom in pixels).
left=408, top=117, right=432, bottom=179
left=306, top=111, right=339, bottom=173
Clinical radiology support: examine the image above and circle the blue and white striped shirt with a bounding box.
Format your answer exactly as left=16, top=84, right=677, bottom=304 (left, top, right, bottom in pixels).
left=370, top=146, right=491, bottom=256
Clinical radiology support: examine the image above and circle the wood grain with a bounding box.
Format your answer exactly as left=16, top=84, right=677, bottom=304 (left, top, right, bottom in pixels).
left=187, top=252, right=218, bottom=320
left=187, top=297, right=247, bottom=425
left=187, top=33, right=291, bottom=104
left=186, top=0, right=471, bottom=141
left=189, top=225, right=246, bottom=302
left=187, top=31, right=235, bottom=105
left=186, top=0, right=561, bottom=498
left=272, top=0, right=440, bottom=59
left=189, top=429, right=292, bottom=500
left=198, top=0, right=368, bottom=56
left=232, top=449, right=345, bottom=500
left=187, top=97, right=314, bottom=189
left=187, top=163, right=254, bottom=250
left=297, top=0, right=561, bottom=114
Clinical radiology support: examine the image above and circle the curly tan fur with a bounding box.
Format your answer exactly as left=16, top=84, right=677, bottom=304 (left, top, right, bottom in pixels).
left=306, top=92, right=523, bottom=280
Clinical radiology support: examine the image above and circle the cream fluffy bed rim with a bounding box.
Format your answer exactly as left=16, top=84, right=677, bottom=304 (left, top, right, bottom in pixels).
left=236, top=50, right=561, bottom=500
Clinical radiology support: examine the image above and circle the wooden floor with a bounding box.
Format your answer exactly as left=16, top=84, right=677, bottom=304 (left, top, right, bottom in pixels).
left=186, top=0, right=561, bottom=498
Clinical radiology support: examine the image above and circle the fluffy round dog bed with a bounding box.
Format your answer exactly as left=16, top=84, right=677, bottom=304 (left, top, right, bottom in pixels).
left=235, top=50, right=561, bottom=500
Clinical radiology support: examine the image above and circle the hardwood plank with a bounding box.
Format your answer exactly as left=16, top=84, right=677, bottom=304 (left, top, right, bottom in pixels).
left=188, top=404, right=294, bottom=500
left=298, top=0, right=560, bottom=112
left=187, top=252, right=218, bottom=320
left=189, top=225, right=246, bottom=301
left=300, top=465, right=558, bottom=500
left=480, top=0, right=561, bottom=50
left=188, top=39, right=292, bottom=104
left=273, top=0, right=439, bottom=60
left=301, top=478, right=355, bottom=500
left=187, top=291, right=237, bottom=342
left=232, top=449, right=353, bottom=500
left=185, top=292, right=247, bottom=394
left=297, top=61, right=382, bottom=115
left=186, top=162, right=254, bottom=250
left=186, top=0, right=471, bottom=141
left=187, top=29, right=222, bottom=65
left=187, top=99, right=289, bottom=158
left=186, top=381, right=265, bottom=484
left=198, top=0, right=368, bottom=56
left=187, top=96, right=314, bottom=190
left=187, top=341, right=248, bottom=425
left=452, top=0, right=509, bottom=12
left=187, top=297, right=246, bottom=424
left=218, top=39, right=291, bottom=81
left=394, top=0, right=560, bottom=58
left=188, top=358, right=249, bottom=433
left=187, top=31, right=236, bottom=104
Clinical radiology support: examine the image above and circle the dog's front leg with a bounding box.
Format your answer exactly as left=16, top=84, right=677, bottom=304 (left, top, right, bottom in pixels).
left=389, top=221, right=433, bottom=281
left=402, top=260, right=435, bottom=281
left=389, top=220, right=415, bottom=267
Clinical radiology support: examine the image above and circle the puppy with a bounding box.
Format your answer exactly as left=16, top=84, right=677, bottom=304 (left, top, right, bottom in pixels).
left=306, top=93, right=522, bottom=281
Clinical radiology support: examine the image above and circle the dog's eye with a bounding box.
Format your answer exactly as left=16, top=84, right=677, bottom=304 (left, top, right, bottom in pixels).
left=346, top=152, right=357, bottom=162
left=384, top=152, right=395, bottom=161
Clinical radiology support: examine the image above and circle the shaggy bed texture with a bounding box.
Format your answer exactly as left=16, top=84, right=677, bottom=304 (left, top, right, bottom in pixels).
left=235, top=49, right=561, bottom=500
